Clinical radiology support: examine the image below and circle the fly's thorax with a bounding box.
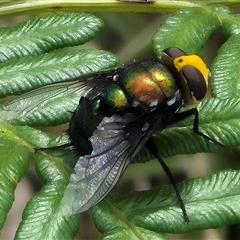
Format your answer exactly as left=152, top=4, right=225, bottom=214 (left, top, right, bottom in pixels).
left=119, top=60, right=178, bottom=107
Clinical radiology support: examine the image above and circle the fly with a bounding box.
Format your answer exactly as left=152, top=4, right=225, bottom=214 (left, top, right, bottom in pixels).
left=61, top=47, right=224, bottom=222
left=3, top=47, right=225, bottom=222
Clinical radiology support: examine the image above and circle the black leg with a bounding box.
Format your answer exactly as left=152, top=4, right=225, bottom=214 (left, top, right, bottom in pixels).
left=146, top=137, right=189, bottom=223
left=35, top=143, right=71, bottom=152
left=171, top=108, right=226, bottom=149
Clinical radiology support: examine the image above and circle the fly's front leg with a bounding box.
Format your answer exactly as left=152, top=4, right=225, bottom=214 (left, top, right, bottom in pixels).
left=171, top=108, right=225, bottom=149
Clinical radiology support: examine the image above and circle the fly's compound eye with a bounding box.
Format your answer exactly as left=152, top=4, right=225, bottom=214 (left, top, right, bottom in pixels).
left=163, top=47, right=187, bottom=58
left=181, top=65, right=207, bottom=101
left=161, top=47, right=187, bottom=71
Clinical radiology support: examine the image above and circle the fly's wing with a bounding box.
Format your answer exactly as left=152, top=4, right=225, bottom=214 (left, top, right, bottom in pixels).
left=61, top=114, right=158, bottom=216
left=1, top=69, right=122, bottom=125
left=2, top=81, right=88, bottom=114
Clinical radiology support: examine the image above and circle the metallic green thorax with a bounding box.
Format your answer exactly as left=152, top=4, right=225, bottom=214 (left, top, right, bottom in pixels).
left=118, top=61, right=177, bottom=105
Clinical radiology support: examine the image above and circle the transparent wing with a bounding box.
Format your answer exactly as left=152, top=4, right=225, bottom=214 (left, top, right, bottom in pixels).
left=1, top=69, right=121, bottom=123
left=61, top=114, right=156, bottom=216
left=3, top=80, right=88, bottom=112
left=1, top=79, right=92, bottom=124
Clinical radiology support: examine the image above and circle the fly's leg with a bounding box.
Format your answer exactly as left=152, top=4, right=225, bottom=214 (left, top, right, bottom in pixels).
left=171, top=108, right=226, bottom=149
left=35, top=143, right=71, bottom=152
left=145, top=108, right=225, bottom=223
left=146, top=138, right=189, bottom=223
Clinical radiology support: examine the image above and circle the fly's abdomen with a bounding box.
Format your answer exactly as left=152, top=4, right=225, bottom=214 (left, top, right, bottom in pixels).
left=119, top=60, right=177, bottom=106
left=68, top=97, right=99, bottom=156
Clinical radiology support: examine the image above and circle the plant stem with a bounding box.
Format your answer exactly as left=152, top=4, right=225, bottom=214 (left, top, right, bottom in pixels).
left=0, top=0, right=210, bottom=18
left=0, top=0, right=239, bottom=18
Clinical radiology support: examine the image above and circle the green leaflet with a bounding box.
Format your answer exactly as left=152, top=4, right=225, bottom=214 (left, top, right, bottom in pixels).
left=15, top=152, right=80, bottom=239
left=0, top=122, right=34, bottom=229
left=211, top=35, right=240, bottom=99
left=152, top=7, right=219, bottom=56
left=0, top=13, right=103, bottom=62
left=91, top=170, right=240, bottom=235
